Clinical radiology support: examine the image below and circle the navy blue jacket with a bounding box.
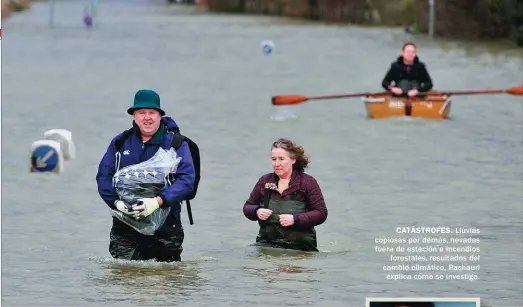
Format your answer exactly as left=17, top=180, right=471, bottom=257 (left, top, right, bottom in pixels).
left=96, top=116, right=195, bottom=231
left=381, top=56, right=433, bottom=92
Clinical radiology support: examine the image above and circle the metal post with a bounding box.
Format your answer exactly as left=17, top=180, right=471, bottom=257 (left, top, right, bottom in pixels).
left=91, top=0, right=98, bottom=20
left=428, top=0, right=435, bottom=38
left=88, top=0, right=97, bottom=26
left=49, top=0, right=55, bottom=27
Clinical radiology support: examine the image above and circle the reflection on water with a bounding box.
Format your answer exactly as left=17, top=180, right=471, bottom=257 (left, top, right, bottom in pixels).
left=270, top=106, right=299, bottom=121
left=242, top=264, right=321, bottom=285
left=274, top=264, right=316, bottom=274
left=87, top=257, right=207, bottom=302
left=242, top=245, right=322, bottom=284
left=243, top=264, right=318, bottom=276
left=246, top=244, right=318, bottom=259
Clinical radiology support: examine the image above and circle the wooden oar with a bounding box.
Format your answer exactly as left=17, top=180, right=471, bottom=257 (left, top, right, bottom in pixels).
left=271, top=92, right=389, bottom=106
left=427, top=85, right=523, bottom=97
left=271, top=86, right=523, bottom=106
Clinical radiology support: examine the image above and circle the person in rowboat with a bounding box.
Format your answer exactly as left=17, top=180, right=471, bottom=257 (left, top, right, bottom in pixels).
left=381, top=42, right=433, bottom=98
left=243, top=138, right=328, bottom=252
left=96, top=89, right=196, bottom=262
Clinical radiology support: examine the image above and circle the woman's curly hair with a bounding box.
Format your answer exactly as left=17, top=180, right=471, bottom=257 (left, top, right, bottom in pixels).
left=271, top=138, right=310, bottom=172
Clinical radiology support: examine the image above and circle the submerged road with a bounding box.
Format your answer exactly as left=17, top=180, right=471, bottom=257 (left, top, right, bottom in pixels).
left=2, top=0, right=522, bottom=305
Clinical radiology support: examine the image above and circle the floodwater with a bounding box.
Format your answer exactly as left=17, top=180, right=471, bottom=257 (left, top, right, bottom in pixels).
left=1, top=0, right=522, bottom=306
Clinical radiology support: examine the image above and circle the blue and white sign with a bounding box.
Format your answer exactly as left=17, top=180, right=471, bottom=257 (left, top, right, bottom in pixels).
left=261, top=40, right=275, bottom=55
left=31, top=145, right=59, bottom=172
left=29, top=134, right=70, bottom=174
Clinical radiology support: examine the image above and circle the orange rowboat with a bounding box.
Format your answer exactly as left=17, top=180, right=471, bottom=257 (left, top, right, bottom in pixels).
left=271, top=86, right=522, bottom=120
left=362, top=94, right=452, bottom=120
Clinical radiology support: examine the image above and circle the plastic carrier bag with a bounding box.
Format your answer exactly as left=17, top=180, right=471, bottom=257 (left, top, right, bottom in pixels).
left=111, top=147, right=182, bottom=236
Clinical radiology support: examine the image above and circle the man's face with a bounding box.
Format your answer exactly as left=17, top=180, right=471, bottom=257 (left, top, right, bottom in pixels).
left=402, top=45, right=416, bottom=63
left=133, top=108, right=161, bottom=137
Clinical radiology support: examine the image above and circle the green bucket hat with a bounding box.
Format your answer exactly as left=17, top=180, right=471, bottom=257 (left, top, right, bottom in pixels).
left=127, top=89, right=165, bottom=116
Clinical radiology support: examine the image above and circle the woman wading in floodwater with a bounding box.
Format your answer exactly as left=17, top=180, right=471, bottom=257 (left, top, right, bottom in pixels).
left=242, top=138, right=328, bottom=252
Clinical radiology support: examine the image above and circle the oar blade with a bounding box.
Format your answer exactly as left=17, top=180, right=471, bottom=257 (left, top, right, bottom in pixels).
left=506, top=86, right=523, bottom=96
left=272, top=95, right=309, bottom=106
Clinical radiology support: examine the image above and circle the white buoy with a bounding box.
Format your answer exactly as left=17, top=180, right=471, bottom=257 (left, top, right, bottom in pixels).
left=29, top=140, right=64, bottom=174
left=261, top=40, right=275, bottom=55
left=43, top=129, right=76, bottom=161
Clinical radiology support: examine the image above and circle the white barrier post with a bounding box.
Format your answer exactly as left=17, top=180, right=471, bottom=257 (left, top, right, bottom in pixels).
left=43, top=129, right=76, bottom=161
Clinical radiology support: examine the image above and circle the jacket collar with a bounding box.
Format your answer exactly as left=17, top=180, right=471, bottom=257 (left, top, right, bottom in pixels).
left=397, top=55, right=420, bottom=65
left=267, top=170, right=302, bottom=195
left=132, top=121, right=165, bottom=145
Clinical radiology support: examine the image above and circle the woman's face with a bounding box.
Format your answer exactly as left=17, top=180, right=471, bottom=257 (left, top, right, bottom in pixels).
left=271, top=147, right=295, bottom=178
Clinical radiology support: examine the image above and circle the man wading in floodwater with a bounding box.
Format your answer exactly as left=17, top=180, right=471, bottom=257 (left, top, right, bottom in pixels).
left=96, top=89, right=198, bottom=262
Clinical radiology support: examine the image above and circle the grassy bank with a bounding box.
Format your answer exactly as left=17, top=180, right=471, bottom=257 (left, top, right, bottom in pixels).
left=2, top=0, right=31, bottom=19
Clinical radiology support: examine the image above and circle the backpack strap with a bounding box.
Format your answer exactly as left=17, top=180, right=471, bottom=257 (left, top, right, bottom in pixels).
left=163, top=126, right=184, bottom=150
left=166, top=129, right=196, bottom=225
left=114, top=128, right=133, bottom=152
left=171, top=133, right=184, bottom=150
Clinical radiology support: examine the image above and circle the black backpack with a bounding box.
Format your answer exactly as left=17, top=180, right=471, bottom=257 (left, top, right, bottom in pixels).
left=113, top=126, right=200, bottom=225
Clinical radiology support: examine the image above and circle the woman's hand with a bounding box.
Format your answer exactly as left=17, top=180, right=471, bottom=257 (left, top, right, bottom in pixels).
left=256, top=208, right=273, bottom=220
left=279, top=214, right=295, bottom=227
